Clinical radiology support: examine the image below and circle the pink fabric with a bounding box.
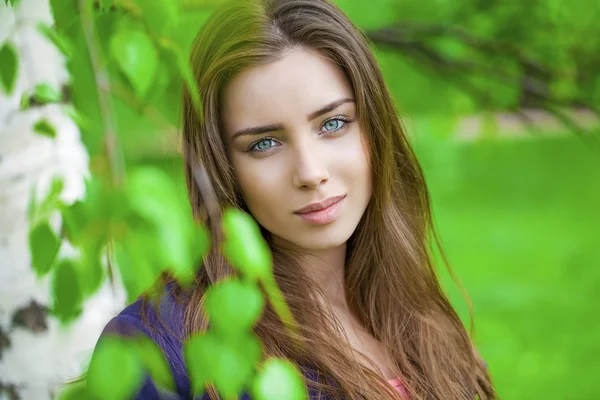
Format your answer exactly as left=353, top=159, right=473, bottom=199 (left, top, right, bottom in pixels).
left=387, top=378, right=408, bottom=397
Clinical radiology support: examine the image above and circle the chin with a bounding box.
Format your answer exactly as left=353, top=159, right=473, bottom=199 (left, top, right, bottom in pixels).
left=285, top=224, right=356, bottom=251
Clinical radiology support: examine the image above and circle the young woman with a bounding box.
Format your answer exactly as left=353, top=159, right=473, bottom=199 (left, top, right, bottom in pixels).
left=96, top=0, right=496, bottom=398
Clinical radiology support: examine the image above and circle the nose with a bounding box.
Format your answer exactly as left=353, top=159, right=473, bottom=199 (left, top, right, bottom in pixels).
left=291, top=141, right=329, bottom=189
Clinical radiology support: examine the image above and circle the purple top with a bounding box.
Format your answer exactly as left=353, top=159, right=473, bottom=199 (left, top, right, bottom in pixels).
left=96, top=285, right=336, bottom=399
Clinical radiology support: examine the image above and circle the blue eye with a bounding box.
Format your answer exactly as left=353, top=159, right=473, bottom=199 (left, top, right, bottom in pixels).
left=249, top=138, right=277, bottom=152
left=247, top=116, right=353, bottom=153
left=324, top=119, right=341, bottom=131
left=321, top=116, right=352, bottom=134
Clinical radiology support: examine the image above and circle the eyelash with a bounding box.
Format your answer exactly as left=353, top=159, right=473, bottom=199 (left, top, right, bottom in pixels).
left=246, top=115, right=354, bottom=153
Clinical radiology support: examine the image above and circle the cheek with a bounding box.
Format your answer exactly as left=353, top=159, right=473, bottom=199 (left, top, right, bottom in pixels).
left=337, top=131, right=372, bottom=188
left=231, top=156, right=286, bottom=218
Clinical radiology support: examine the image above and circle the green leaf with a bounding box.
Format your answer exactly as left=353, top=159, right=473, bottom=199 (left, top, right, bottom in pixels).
left=252, top=359, right=308, bottom=400
left=110, top=26, right=158, bottom=97
left=221, top=208, right=272, bottom=281
left=61, top=201, right=86, bottom=244
left=29, top=222, right=61, bottom=277
left=87, top=337, right=144, bottom=400
left=34, top=176, right=64, bottom=221
left=184, top=333, right=215, bottom=396
left=184, top=332, right=261, bottom=399
left=20, top=91, right=30, bottom=110
left=133, top=335, right=176, bottom=392
left=61, top=198, right=107, bottom=298
left=0, top=41, right=18, bottom=95
left=33, top=119, right=57, bottom=138
left=37, top=23, right=73, bottom=57
left=126, top=167, right=204, bottom=285
left=220, top=334, right=262, bottom=396
left=49, top=0, right=79, bottom=31
left=33, top=83, right=62, bottom=103
left=77, top=240, right=105, bottom=297
left=52, top=259, right=83, bottom=323
left=204, top=279, right=265, bottom=336
left=114, top=231, right=163, bottom=303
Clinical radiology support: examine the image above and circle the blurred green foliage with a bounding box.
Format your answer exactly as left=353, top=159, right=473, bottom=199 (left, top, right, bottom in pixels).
left=415, top=133, right=600, bottom=399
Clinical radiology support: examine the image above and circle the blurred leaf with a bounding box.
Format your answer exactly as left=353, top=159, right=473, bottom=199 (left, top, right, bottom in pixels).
left=52, top=259, right=83, bottom=323
left=61, top=200, right=86, bottom=245
left=252, top=359, right=308, bottom=400
left=126, top=166, right=202, bottom=284
left=184, top=333, right=215, bottom=396
left=221, top=208, right=272, bottom=281
left=77, top=240, right=105, bottom=297
left=88, top=337, right=144, bottom=400
left=33, top=82, right=62, bottom=103
left=134, top=335, right=176, bottom=392
left=20, top=91, right=30, bottom=110
left=33, top=119, right=57, bottom=138
left=61, top=194, right=107, bottom=298
left=29, top=222, right=61, bottom=277
left=184, top=332, right=260, bottom=399
left=205, top=279, right=265, bottom=336
left=219, top=334, right=262, bottom=396
left=32, top=176, right=64, bottom=222
left=49, top=0, right=78, bottom=30
left=0, top=41, right=18, bottom=95
left=110, top=25, right=158, bottom=97
left=37, top=23, right=74, bottom=57
left=114, top=230, right=163, bottom=303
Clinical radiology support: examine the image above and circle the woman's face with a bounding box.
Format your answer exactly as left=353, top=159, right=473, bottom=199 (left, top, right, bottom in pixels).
left=221, top=48, right=372, bottom=251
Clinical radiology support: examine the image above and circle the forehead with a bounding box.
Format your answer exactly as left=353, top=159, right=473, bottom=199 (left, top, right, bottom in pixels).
left=220, top=48, right=354, bottom=135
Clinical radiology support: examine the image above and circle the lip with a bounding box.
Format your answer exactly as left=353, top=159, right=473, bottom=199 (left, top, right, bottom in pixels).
left=294, top=195, right=346, bottom=214
left=293, top=194, right=346, bottom=225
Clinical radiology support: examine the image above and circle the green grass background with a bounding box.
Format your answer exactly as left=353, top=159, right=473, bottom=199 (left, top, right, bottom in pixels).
left=416, top=134, right=600, bottom=399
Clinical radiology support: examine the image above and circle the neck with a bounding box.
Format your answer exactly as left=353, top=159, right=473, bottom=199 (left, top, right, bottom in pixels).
left=302, top=243, right=348, bottom=308
left=272, top=237, right=348, bottom=308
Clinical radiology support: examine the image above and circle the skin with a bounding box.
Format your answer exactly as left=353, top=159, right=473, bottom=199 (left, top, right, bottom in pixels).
left=221, top=48, right=396, bottom=379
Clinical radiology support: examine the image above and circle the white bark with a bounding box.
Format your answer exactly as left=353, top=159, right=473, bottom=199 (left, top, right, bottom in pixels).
left=0, top=1, right=125, bottom=399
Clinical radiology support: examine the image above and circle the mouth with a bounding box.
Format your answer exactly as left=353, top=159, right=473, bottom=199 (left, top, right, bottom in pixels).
left=293, top=194, right=346, bottom=224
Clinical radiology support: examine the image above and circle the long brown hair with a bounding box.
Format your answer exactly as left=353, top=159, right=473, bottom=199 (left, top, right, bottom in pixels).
left=175, top=0, right=496, bottom=398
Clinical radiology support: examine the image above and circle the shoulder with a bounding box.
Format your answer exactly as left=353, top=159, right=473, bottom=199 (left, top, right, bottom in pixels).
left=101, top=285, right=186, bottom=346
left=96, top=286, right=329, bottom=400
left=96, top=285, right=195, bottom=399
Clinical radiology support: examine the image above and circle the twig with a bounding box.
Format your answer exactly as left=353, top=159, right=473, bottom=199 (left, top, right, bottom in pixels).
left=79, top=0, right=125, bottom=186
left=368, top=24, right=600, bottom=139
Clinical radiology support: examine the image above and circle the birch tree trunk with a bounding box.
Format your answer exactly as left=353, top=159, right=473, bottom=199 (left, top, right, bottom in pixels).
left=0, top=1, right=125, bottom=399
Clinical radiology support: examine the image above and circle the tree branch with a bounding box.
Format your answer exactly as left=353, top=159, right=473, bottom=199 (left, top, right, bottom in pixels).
left=79, top=0, right=125, bottom=186
left=367, top=22, right=600, bottom=140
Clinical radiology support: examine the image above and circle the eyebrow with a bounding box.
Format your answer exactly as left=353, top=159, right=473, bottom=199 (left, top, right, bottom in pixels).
left=230, top=97, right=355, bottom=140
